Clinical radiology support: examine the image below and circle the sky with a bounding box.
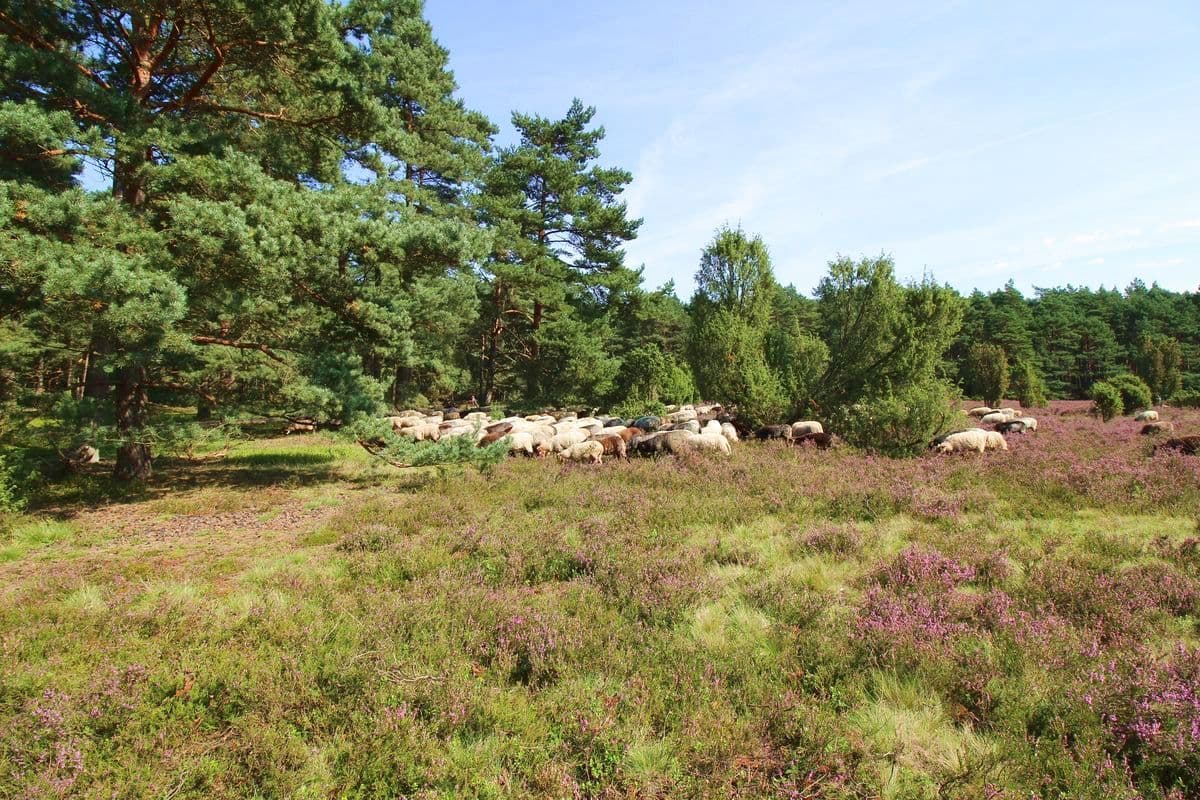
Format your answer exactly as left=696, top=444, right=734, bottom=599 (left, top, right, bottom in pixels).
left=425, top=0, right=1200, bottom=297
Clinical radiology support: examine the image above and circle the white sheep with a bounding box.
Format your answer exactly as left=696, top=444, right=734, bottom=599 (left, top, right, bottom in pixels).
left=551, top=429, right=589, bottom=452
left=967, top=407, right=994, bottom=418
left=401, top=423, right=440, bottom=442
left=689, top=432, right=732, bottom=455
left=556, top=441, right=603, bottom=464
left=1134, top=410, right=1159, bottom=422
left=980, top=412, right=1011, bottom=425
left=702, top=420, right=723, bottom=435
left=507, top=431, right=535, bottom=456
left=791, top=420, right=824, bottom=436
left=1017, top=416, right=1038, bottom=431
left=666, top=408, right=698, bottom=424
left=936, top=429, right=1008, bottom=454
left=720, top=422, right=740, bottom=444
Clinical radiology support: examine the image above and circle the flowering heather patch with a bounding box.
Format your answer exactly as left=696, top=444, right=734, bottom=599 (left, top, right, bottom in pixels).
left=1085, top=645, right=1200, bottom=789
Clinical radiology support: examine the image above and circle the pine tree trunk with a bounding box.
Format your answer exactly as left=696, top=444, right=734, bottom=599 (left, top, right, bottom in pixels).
left=34, top=356, right=44, bottom=395
left=527, top=299, right=543, bottom=398
left=75, top=348, right=90, bottom=401
left=113, top=364, right=152, bottom=480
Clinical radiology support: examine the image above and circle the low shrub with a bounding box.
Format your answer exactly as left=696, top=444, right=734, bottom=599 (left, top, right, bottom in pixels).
left=1091, top=381, right=1124, bottom=421
left=1107, top=373, right=1153, bottom=412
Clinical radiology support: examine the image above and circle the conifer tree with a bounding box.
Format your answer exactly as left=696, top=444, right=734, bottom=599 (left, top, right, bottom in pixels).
left=477, top=99, right=641, bottom=403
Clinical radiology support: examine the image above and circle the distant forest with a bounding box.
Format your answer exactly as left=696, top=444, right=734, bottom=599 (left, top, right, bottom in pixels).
left=1, top=2, right=1196, bottom=478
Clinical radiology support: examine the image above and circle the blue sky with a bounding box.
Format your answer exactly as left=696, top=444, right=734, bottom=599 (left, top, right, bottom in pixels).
left=426, top=0, right=1200, bottom=297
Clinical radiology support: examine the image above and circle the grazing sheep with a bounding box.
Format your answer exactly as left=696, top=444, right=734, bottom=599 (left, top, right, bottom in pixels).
left=929, top=430, right=973, bottom=449
left=285, top=420, right=316, bottom=435
left=702, top=419, right=723, bottom=435
left=689, top=432, right=732, bottom=455
left=438, top=425, right=476, bottom=440
left=486, top=421, right=514, bottom=435
left=1134, top=410, right=1159, bottom=422
left=790, top=420, right=824, bottom=436
left=666, top=408, right=698, bottom=424
left=613, top=427, right=639, bottom=443
left=994, top=420, right=1028, bottom=435
left=551, top=429, right=589, bottom=452
left=589, top=433, right=628, bottom=460
left=754, top=425, right=793, bottom=442
left=463, top=411, right=490, bottom=424
left=661, top=429, right=700, bottom=454
left=401, top=423, right=440, bottom=442
left=1016, top=416, right=1038, bottom=432
left=630, top=432, right=668, bottom=455
left=603, top=418, right=626, bottom=428
left=936, top=429, right=1008, bottom=454
left=967, top=407, right=994, bottom=418
left=632, top=416, right=660, bottom=432
left=1155, top=436, right=1200, bottom=456
left=1140, top=421, right=1174, bottom=435
left=477, top=430, right=508, bottom=447
left=980, top=412, right=1011, bottom=425
left=557, top=441, right=604, bottom=464
left=720, top=422, right=740, bottom=444
left=794, top=432, right=836, bottom=450
left=507, top=432, right=535, bottom=457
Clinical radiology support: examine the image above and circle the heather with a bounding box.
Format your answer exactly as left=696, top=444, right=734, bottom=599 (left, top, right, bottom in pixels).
left=1, top=404, right=1199, bottom=798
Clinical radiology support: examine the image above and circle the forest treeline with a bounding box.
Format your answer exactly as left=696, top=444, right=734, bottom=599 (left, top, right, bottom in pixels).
left=1, top=1, right=1197, bottom=480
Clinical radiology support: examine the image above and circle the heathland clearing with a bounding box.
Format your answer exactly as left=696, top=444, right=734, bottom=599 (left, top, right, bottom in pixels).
left=2, top=405, right=1199, bottom=798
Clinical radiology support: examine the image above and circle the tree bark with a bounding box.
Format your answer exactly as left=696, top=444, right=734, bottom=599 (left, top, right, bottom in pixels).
left=527, top=299, right=543, bottom=398
left=113, top=364, right=152, bottom=480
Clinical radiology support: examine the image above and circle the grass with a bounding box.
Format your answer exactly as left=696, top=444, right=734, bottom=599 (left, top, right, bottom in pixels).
left=1, top=405, right=1199, bottom=798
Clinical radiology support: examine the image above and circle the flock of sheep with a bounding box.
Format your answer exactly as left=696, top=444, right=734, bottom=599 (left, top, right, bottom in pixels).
left=383, top=404, right=831, bottom=464
left=379, top=400, right=1198, bottom=465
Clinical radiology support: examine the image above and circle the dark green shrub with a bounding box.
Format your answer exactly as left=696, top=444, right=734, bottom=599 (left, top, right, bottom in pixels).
left=1171, top=389, right=1200, bottom=408
left=1106, top=373, right=1153, bottom=412
left=1011, top=359, right=1048, bottom=408
left=1091, top=381, right=1124, bottom=421
left=830, top=380, right=962, bottom=457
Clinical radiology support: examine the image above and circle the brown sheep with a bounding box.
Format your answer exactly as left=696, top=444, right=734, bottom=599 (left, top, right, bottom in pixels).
left=1155, top=436, right=1200, bottom=456
left=590, top=434, right=628, bottom=460
left=1140, top=421, right=1174, bottom=435
left=794, top=432, right=837, bottom=450
left=477, top=430, right=508, bottom=447
left=485, top=421, right=513, bottom=436
left=614, top=427, right=638, bottom=443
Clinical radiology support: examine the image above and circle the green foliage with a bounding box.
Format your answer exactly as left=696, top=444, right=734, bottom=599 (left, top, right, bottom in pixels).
left=690, top=309, right=786, bottom=428
left=346, top=418, right=508, bottom=473
left=766, top=323, right=828, bottom=420
left=0, top=451, right=26, bottom=513
left=1134, top=333, right=1183, bottom=402
left=830, top=380, right=962, bottom=457
left=1010, top=359, right=1049, bottom=408
left=613, top=345, right=696, bottom=411
left=692, top=225, right=776, bottom=327
left=688, top=227, right=787, bottom=426
left=964, top=343, right=1009, bottom=406
left=478, top=98, right=641, bottom=402
left=1106, top=373, right=1153, bottom=413
left=815, top=255, right=963, bottom=453
left=1091, top=381, right=1124, bottom=421
left=1172, top=389, right=1200, bottom=408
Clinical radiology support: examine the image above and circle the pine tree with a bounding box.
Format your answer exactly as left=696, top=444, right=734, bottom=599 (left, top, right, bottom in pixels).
left=0, top=0, right=495, bottom=477
left=478, top=99, right=641, bottom=403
